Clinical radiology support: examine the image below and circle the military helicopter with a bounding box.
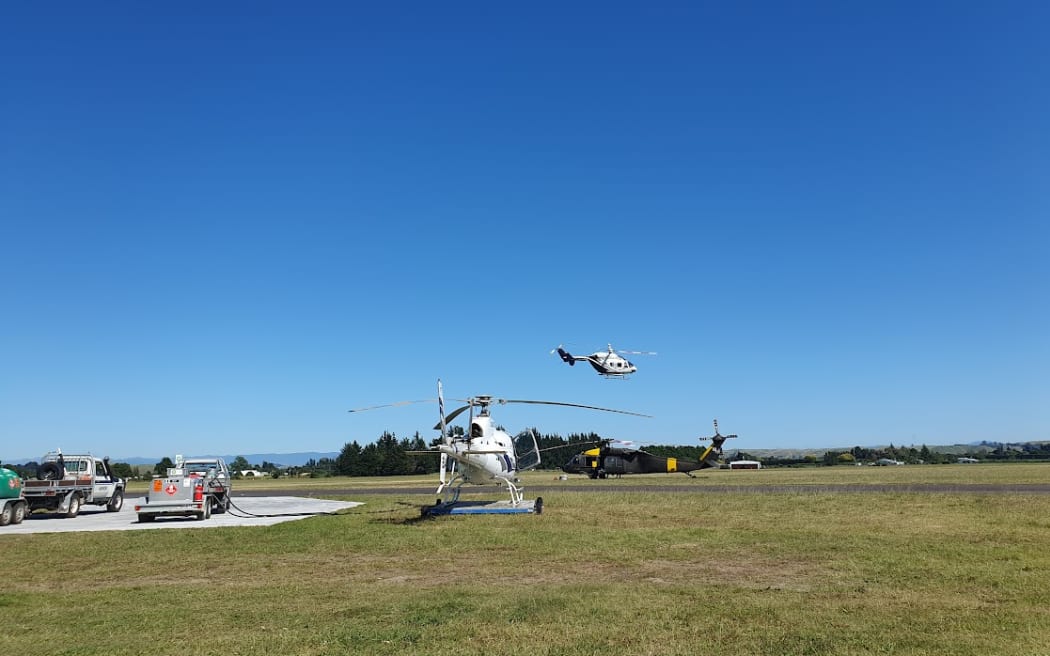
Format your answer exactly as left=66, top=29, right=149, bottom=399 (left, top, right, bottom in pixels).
left=349, top=380, right=649, bottom=510
left=560, top=420, right=737, bottom=478
left=553, top=343, right=656, bottom=378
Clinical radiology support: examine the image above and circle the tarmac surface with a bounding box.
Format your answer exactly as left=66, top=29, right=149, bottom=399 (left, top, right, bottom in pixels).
left=3, top=495, right=362, bottom=535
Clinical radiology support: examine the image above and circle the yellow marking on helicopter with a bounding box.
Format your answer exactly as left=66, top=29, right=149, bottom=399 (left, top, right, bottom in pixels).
left=667, top=457, right=677, bottom=472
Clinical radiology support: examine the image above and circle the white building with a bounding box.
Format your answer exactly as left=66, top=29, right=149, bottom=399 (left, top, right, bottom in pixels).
left=729, top=460, right=762, bottom=470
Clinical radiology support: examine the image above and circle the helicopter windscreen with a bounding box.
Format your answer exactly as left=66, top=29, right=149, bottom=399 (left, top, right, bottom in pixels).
left=513, top=430, right=541, bottom=471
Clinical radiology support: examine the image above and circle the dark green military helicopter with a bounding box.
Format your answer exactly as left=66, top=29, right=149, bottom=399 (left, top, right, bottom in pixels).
left=560, top=420, right=736, bottom=479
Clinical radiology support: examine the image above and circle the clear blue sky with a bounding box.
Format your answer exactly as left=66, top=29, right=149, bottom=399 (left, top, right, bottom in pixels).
left=2, top=2, right=1047, bottom=462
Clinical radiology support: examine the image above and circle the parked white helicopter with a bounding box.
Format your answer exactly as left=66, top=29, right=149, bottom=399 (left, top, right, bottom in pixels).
left=348, top=380, right=649, bottom=510
left=553, top=343, right=656, bottom=378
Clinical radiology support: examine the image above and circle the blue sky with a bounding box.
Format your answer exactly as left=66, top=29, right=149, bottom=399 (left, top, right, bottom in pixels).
left=2, top=2, right=1047, bottom=462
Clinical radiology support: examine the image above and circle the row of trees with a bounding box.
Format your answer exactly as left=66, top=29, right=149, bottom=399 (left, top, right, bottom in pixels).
left=295, top=430, right=607, bottom=478
left=1, top=460, right=137, bottom=480
left=8, top=438, right=1046, bottom=482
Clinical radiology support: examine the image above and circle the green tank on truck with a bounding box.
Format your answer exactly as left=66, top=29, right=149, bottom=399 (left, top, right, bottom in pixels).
left=1, top=467, right=28, bottom=526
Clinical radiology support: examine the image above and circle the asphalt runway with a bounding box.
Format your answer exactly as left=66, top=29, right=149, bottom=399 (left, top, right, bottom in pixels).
left=2, top=496, right=362, bottom=535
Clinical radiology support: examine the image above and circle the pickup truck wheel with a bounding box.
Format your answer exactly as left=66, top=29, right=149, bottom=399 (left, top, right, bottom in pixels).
left=106, top=490, right=124, bottom=512
left=0, top=503, right=11, bottom=526
left=12, top=502, right=26, bottom=524
left=65, top=494, right=82, bottom=518
left=213, top=495, right=228, bottom=514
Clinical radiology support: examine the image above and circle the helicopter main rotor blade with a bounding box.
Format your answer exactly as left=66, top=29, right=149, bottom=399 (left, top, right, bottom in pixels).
left=433, top=403, right=472, bottom=430
left=616, top=350, right=657, bottom=356
left=538, top=439, right=604, bottom=452
left=498, top=399, right=651, bottom=418
left=348, top=399, right=435, bottom=413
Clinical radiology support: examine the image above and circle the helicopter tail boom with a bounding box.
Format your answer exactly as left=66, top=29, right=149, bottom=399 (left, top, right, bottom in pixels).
left=556, top=347, right=576, bottom=365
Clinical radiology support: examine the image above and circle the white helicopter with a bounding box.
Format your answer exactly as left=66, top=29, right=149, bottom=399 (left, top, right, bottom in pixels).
left=553, top=343, right=656, bottom=378
left=349, top=380, right=649, bottom=510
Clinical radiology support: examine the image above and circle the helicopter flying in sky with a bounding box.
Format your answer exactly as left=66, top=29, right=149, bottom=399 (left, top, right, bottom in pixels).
left=560, top=420, right=737, bottom=478
left=553, top=343, right=656, bottom=378
left=349, top=380, right=650, bottom=510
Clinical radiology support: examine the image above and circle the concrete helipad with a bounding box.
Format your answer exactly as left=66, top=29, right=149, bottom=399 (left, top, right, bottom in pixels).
left=1, top=496, right=362, bottom=534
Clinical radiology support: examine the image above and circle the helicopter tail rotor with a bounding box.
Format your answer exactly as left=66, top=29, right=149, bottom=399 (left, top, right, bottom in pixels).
left=437, top=379, right=450, bottom=446
left=553, top=345, right=575, bottom=365
left=699, top=419, right=738, bottom=464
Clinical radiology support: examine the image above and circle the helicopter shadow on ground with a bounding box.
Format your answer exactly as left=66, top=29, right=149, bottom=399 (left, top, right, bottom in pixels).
left=360, top=500, right=437, bottom=526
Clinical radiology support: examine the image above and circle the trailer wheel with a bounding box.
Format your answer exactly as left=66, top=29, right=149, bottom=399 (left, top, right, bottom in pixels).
left=37, top=462, right=63, bottom=481
left=65, top=493, right=82, bottom=518
left=106, top=489, right=124, bottom=512
left=0, top=503, right=11, bottom=526
left=138, top=514, right=155, bottom=523
left=12, top=502, right=26, bottom=524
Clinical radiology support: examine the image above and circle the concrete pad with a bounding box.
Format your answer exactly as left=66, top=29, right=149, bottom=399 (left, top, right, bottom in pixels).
left=1, top=496, right=362, bottom=535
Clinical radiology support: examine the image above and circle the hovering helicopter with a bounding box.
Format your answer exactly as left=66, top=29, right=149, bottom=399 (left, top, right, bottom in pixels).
left=349, top=380, right=649, bottom=510
left=561, top=420, right=737, bottom=478
left=553, top=343, right=656, bottom=378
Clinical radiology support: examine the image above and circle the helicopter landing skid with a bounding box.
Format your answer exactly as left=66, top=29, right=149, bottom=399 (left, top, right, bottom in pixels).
left=426, top=477, right=543, bottom=517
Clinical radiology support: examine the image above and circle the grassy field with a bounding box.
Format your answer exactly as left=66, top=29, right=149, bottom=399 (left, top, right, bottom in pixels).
left=4, top=464, right=1049, bottom=655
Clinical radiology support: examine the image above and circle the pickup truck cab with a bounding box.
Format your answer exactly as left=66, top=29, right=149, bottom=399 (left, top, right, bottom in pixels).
left=22, top=451, right=126, bottom=518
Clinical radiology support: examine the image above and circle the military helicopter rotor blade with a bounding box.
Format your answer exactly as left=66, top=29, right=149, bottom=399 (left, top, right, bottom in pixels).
left=497, top=399, right=651, bottom=418
left=538, top=439, right=603, bottom=453
left=348, top=399, right=435, bottom=413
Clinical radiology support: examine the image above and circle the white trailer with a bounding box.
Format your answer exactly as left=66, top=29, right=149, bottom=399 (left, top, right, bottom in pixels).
left=134, top=456, right=232, bottom=522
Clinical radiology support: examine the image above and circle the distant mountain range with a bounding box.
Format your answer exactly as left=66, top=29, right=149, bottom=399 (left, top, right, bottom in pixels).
left=3, top=451, right=340, bottom=467
left=726, top=441, right=1048, bottom=459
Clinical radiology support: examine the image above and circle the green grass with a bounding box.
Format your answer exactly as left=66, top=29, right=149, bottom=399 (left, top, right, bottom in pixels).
left=6, top=465, right=1050, bottom=655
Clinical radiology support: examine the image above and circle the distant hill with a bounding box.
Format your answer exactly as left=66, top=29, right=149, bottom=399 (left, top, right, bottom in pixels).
left=3, top=451, right=340, bottom=467
left=729, top=443, right=1001, bottom=460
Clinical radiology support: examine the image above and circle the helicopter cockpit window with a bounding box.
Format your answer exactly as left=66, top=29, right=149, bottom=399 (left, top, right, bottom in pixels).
left=513, top=431, right=541, bottom=471
left=470, top=423, right=483, bottom=438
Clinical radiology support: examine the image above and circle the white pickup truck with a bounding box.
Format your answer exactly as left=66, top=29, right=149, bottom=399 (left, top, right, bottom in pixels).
left=22, top=451, right=125, bottom=518
left=134, top=456, right=232, bottom=522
